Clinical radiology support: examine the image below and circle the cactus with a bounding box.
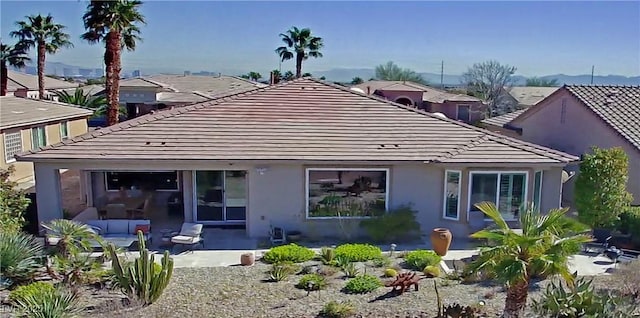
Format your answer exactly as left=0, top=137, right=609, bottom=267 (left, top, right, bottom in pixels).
left=384, top=268, right=398, bottom=277
left=107, top=231, right=174, bottom=305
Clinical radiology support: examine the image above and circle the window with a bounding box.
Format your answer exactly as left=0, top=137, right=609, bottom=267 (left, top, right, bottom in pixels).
left=533, top=171, right=543, bottom=211
left=306, top=168, right=388, bottom=218
left=469, top=172, right=527, bottom=220
left=105, top=171, right=179, bottom=191
left=60, top=121, right=69, bottom=140
left=456, top=105, right=471, bottom=122
left=443, top=170, right=461, bottom=220
left=4, top=131, right=22, bottom=163
left=31, top=126, right=46, bottom=150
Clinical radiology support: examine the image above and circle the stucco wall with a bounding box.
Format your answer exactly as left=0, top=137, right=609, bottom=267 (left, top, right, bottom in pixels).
left=429, top=102, right=486, bottom=123
left=513, top=91, right=640, bottom=204
left=375, top=90, right=423, bottom=107
left=119, top=88, right=158, bottom=104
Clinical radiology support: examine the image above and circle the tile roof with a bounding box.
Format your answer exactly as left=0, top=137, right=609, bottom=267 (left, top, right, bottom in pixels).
left=0, top=96, right=93, bottom=130
left=57, top=84, right=105, bottom=96
left=17, top=78, right=577, bottom=164
left=6, top=70, right=79, bottom=91
left=481, top=109, right=527, bottom=127
left=119, top=74, right=266, bottom=98
left=507, top=86, right=559, bottom=107
left=353, top=80, right=481, bottom=103
left=564, top=85, right=640, bottom=151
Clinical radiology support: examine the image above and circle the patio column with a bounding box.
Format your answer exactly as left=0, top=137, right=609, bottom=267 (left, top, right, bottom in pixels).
left=33, top=163, right=63, bottom=226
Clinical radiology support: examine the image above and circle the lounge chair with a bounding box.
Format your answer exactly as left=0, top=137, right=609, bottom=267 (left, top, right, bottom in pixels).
left=583, top=228, right=612, bottom=255
left=269, top=225, right=286, bottom=245
left=171, top=223, right=204, bottom=252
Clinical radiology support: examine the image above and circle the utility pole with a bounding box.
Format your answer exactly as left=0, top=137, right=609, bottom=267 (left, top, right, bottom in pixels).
left=440, top=60, right=444, bottom=89
left=590, top=65, right=594, bottom=84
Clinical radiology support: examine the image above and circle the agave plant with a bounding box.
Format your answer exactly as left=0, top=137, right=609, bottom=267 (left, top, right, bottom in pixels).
left=13, top=285, right=80, bottom=318
left=0, top=231, right=44, bottom=286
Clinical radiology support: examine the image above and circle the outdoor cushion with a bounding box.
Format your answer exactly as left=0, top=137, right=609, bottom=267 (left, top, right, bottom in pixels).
left=107, top=220, right=130, bottom=234
left=171, top=235, right=201, bottom=245
left=179, top=223, right=203, bottom=237
left=134, top=224, right=150, bottom=234
left=86, top=220, right=108, bottom=233
left=128, top=220, right=151, bottom=234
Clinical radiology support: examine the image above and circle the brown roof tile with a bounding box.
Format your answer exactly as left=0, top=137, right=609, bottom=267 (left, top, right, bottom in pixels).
left=17, top=78, right=577, bottom=164
left=1, top=96, right=93, bottom=130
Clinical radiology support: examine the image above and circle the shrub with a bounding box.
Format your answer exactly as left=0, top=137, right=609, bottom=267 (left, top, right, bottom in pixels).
left=384, top=268, right=398, bottom=277
left=359, top=205, right=421, bottom=242
left=531, top=274, right=636, bottom=318
left=319, top=300, right=356, bottom=318
left=575, top=147, right=633, bottom=229
left=0, top=231, right=44, bottom=286
left=12, top=284, right=80, bottom=318
left=618, top=207, right=640, bottom=238
left=267, top=262, right=298, bottom=282
left=371, top=256, right=392, bottom=268
left=404, top=250, right=441, bottom=271
left=0, top=167, right=30, bottom=233
left=9, top=281, right=55, bottom=303
left=424, top=265, right=441, bottom=277
left=296, top=273, right=327, bottom=291
left=341, top=262, right=359, bottom=278
left=344, top=274, right=383, bottom=294
left=334, top=244, right=382, bottom=262
left=263, top=244, right=315, bottom=264
left=320, top=247, right=336, bottom=265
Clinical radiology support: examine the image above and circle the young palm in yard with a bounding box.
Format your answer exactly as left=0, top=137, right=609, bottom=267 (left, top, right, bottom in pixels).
left=467, top=202, right=591, bottom=318
left=0, top=41, right=30, bottom=96
left=275, top=26, right=323, bottom=78
left=82, top=0, right=145, bottom=126
left=11, top=14, right=73, bottom=99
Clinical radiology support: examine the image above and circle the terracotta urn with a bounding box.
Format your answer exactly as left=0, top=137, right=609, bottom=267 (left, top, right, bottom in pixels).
left=240, top=252, right=255, bottom=266
left=430, top=228, right=452, bottom=256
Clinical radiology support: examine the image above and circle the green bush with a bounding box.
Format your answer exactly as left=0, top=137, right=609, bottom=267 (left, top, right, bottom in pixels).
left=0, top=167, right=30, bottom=233
left=359, top=205, right=421, bottom=242
left=9, top=282, right=55, bottom=303
left=334, top=244, right=382, bottom=262
left=319, top=300, right=356, bottom=318
left=296, top=273, right=327, bottom=291
left=404, top=250, right=441, bottom=271
left=384, top=268, right=398, bottom=277
left=343, top=274, right=383, bottom=294
left=263, top=244, right=315, bottom=264
left=618, top=207, right=640, bottom=238
left=11, top=284, right=80, bottom=318
left=0, top=231, right=44, bottom=286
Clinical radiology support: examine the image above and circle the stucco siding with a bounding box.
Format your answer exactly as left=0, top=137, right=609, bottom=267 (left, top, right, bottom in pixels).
left=515, top=91, right=640, bottom=204
left=120, top=88, right=158, bottom=104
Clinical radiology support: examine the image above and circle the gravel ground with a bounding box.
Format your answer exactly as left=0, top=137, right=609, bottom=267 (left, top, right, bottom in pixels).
left=83, top=261, right=623, bottom=318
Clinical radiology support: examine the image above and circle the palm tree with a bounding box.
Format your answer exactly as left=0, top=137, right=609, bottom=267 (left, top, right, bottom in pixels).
left=351, top=77, right=364, bottom=85
left=282, top=71, right=294, bottom=81
left=1, top=41, right=30, bottom=96
left=271, top=69, right=281, bottom=84
left=467, top=202, right=591, bottom=318
left=275, top=26, right=323, bottom=78
left=82, top=0, right=145, bottom=126
left=375, top=61, right=427, bottom=85
left=247, top=71, right=262, bottom=81
left=11, top=14, right=73, bottom=100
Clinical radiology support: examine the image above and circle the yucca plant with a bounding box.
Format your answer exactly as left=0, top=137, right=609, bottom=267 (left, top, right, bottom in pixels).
left=267, top=262, right=297, bottom=282
left=341, top=262, right=359, bottom=278
left=0, top=231, right=44, bottom=286
left=13, top=284, right=80, bottom=318
left=108, top=231, right=173, bottom=305
left=320, top=246, right=336, bottom=265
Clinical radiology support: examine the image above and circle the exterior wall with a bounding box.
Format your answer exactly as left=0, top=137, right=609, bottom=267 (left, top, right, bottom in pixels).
left=512, top=90, right=640, bottom=205
left=429, top=102, right=486, bottom=123
left=119, top=88, right=158, bottom=104
left=375, top=90, right=423, bottom=107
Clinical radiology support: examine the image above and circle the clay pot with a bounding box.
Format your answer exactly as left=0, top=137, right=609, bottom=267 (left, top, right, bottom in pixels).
left=431, top=228, right=452, bottom=256
left=240, top=252, right=255, bottom=266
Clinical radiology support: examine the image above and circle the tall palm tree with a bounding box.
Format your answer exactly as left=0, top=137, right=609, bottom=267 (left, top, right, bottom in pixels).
left=10, top=14, right=73, bottom=100
left=82, top=0, right=145, bottom=126
left=275, top=26, right=323, bottom=78
left=0, top=41, right=30, bottom=96
left=467, top=202, right=591, bottom=318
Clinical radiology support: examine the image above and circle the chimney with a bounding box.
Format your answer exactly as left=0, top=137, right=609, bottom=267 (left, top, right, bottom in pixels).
left=269, top=71, right=275, bottom=85
left=366, top=86, right=371, bottom=95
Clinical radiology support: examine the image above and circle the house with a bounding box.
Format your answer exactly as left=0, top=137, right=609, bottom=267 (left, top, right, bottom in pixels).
left=5, top=70, right=79, bottom=99
left=352, top=80, right=486, bottom=123
left=483, top=85, right=640, bottom=205
left=16, top=78, right=578, bottom=239
left=118, top=74, right=267, bottom=119
left=1, top=96, right=93, bottom=189
left=505, top=86, right=559, bottom=109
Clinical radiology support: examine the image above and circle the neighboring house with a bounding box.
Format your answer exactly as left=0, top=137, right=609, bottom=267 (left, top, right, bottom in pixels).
left=505, top=86, right=560, bottom=109
left=1, top=96, right=92, bottom=189
left=118, top=74, right=267, bottom=119
left=352, top=80, right=486, bottom=123
left=17, top=78, right=577, bottom=239
left=484, top=85, right=640, bottom=205
left=6, top=70, right=79, bottom=99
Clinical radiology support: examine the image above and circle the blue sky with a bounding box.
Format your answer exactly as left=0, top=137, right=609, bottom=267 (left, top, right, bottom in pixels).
left=1, top=1, right=639, bottom=76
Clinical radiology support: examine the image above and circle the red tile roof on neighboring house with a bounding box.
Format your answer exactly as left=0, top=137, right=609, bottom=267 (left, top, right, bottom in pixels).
left=17, top=78, right=577, bottom=164
left=353, top=80, right=481, bottom=103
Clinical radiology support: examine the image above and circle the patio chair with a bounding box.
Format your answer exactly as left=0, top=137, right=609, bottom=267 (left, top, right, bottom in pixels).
left=269, top=225, right=286, bottom=246
left=130, top=195, right=152, bottom=219
left=583, top=228, right=612, bottom=255
left=105, top=203, right=127, bottom=219
left=171, top=223, right=204, bottom=252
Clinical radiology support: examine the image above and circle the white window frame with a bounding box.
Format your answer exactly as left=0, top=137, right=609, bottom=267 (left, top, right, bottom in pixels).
left=456, top=104, right=471, bottom=122
left=442, top=170, right=462, bottom=221
left=533, top=170, right=543, bottom=211
left=3, top=131, right=23, bottom=163
left=60, top=121, right=69, bottom=140
left=31, top=126, right=47, bottom=150
left=305, top=167, right=390, bottom=219
left=467, top=170, right=529, bottom=221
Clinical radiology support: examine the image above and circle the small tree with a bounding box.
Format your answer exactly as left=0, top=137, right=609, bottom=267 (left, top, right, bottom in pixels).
left=350, top=77, right=363, bottom=85
left=575, top=147, right=633, bottom=229
left=0, top=167, right=30, bottom=233
left=526, top=77, right=559, bottom=87
left=374, top=61, right=427, bottom=85
left=462, top=60, right=517, bottom=117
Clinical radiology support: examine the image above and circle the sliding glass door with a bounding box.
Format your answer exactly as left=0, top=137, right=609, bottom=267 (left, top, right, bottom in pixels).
left=194, top=171, right=246, bottom=223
